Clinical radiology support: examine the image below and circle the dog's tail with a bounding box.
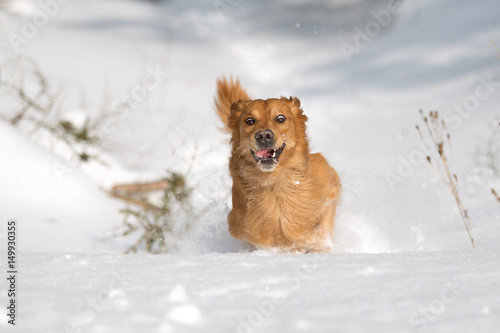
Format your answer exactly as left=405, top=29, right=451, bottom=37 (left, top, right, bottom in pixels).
left=214, top=76, right=250, bottom=133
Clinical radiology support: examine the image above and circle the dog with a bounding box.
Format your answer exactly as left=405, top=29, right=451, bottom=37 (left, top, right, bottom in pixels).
left=214, top=77, right=341, bottom=253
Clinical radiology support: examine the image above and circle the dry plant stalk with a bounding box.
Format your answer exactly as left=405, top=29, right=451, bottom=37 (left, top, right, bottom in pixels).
left=112, top=173, right=193, bottom=254
left=491, top=188, right=500, bottom=205
left=0, top=55, right=131, bottom=164
left=0, top=55, right=62, bottom=125
left=474, top=119, right=500, bottom=202
left=491, top=40, right=500, bottom=60
left=112, top=180, right=170, bottom=195
left=110, top=180, right=170, bottom=211
left=416, top=110, right=475, bottom=247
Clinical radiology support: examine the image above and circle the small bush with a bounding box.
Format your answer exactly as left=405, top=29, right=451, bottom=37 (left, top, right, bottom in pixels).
left=113, top=172, right=194, bottom=254
left=0, top=54, right=127, bottom=164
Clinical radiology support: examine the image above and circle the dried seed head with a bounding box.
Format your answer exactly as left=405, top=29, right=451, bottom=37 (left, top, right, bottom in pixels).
left=426, top=156, right=431, bottom=163
left=438, top=143, right=444, bottom=156
left=453, top=174, right=458, bottom=182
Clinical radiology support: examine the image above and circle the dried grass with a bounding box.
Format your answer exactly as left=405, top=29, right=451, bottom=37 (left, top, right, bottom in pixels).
left=416, top=110, right=475, bottom=247
left=0, top=54, right=130, bottom=163
left=113, top=172, right=194, bottom=254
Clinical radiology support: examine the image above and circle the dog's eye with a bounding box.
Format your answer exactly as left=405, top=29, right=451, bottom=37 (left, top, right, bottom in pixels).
left=276, top=115, right=286, bottom=123
left=245, top=117, right=255, bottom=126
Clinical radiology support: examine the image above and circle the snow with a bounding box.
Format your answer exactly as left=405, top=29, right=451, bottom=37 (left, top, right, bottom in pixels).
left=2, top=247, right=499, bottom=332
left=1, top=0, right=500, bottom=332
left=0, top=120, right=131, bottom=253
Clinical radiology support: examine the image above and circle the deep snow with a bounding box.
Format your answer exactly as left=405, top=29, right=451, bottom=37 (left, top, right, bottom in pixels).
left=2, top=246, right=500, bottom=333
left=1, top=0, right=500, bottom=332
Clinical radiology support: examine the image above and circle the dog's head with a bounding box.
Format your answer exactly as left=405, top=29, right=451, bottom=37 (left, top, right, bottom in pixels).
left=228, top=97, right=308, bottom=172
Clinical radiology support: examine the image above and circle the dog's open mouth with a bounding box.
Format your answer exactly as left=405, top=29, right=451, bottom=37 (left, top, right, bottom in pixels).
left=251, top=143, right=286, bottom=164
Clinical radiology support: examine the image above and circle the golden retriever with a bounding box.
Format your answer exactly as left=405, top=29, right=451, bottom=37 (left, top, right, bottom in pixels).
left=214, top=77, right=341, bottom=252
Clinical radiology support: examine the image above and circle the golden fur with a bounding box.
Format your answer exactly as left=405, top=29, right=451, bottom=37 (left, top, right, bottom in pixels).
left=214, top=77, right=341, bottom=252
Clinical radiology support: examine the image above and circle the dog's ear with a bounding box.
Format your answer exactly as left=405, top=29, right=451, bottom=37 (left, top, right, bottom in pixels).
left=281, top=96, right=307, bottom=120
left=228, top=100, right=250, bottom=130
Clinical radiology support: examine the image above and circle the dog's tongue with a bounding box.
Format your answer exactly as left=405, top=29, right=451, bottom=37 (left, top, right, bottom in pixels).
left=255, top=148, right=274, bottom=159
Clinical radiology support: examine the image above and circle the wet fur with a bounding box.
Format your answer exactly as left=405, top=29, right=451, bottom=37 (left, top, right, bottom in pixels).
left=214, top=77, right=341, bottom=252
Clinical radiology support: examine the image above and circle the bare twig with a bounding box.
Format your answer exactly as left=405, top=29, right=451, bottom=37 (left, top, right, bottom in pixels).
left=112, top=180, right=170, bottom=195
left=110, top=193, right=163, bottom=211
left=491, top=40, right=500, bottom=60
left=111, top=172, right=194, bottom=254
left=492, top=188, right=500, bottom=205
left=0, top=54, right=129, bottom=165
left=417, top=110, right=475, bottom=248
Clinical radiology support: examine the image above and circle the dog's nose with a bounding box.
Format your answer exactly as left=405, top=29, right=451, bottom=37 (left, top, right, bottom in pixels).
left=255, top=129, right=275, bottom=146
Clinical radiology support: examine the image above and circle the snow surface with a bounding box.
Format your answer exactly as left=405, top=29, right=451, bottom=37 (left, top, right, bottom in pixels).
left=2, top=247, right=500, bottom=333
left=0, top=0, right=500, bottom=332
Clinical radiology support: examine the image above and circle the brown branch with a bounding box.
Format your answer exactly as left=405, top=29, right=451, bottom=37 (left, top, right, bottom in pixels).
left=441, top=155, right=474, bottom=246
left=492, top=188, right=500, bottom=205
left=109, top=192, right=162, bottom=211
left=491, top=40, right=500, bottom=60
left=111, top=180, right=170, bottom=195
left=109, top=180, right=173, bottom=212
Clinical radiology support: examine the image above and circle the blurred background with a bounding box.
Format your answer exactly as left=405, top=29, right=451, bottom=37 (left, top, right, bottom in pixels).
left=0, top=0, right=499, bottom=254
